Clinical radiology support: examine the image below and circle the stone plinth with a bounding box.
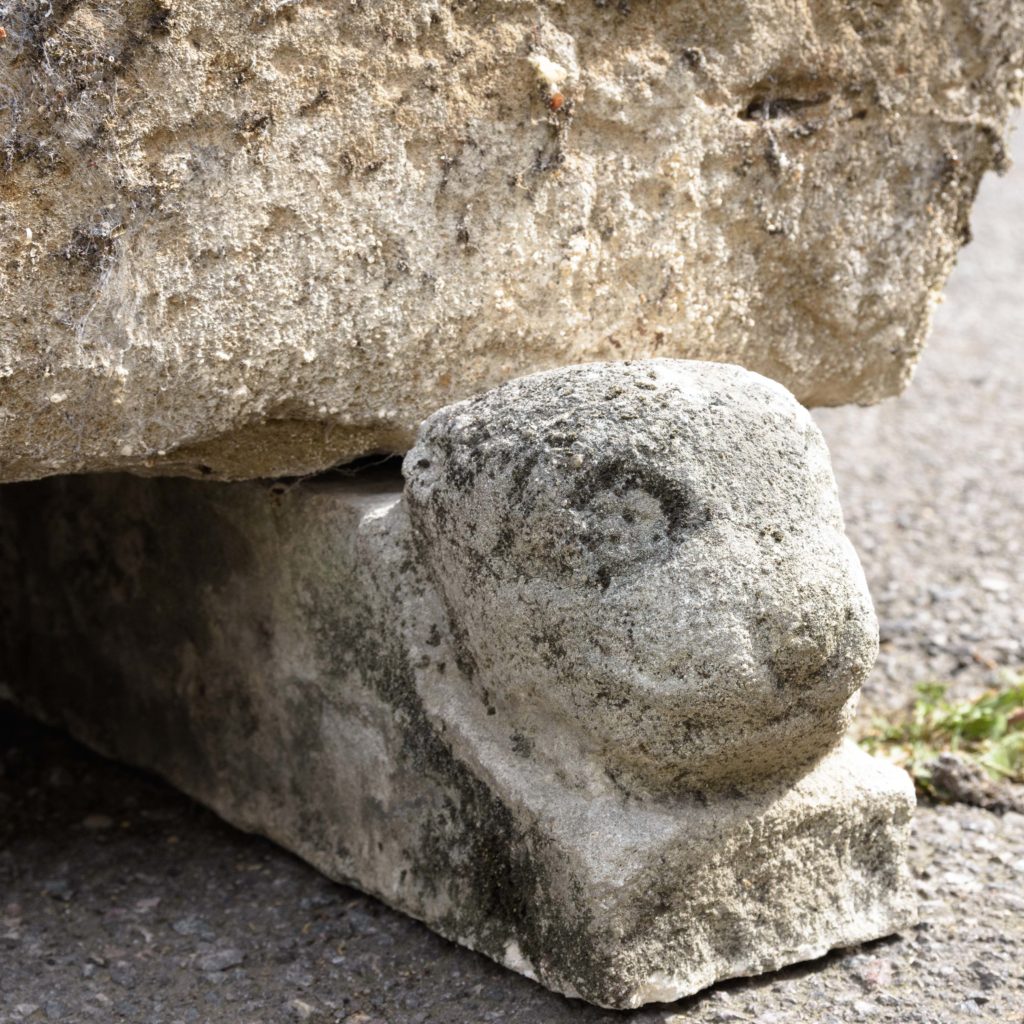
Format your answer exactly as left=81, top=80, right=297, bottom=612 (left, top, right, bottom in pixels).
left=0, top=361, right=915, bottom=1007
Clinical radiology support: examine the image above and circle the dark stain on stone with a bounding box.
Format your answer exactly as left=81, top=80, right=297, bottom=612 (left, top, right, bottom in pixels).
left=567, top=455, right=709, bottom=540
left=741, top=92, right=832, bottom=122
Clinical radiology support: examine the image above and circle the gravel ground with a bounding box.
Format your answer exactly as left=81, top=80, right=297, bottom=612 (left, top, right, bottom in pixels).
left=2, top=124, right=1023, bottom=1024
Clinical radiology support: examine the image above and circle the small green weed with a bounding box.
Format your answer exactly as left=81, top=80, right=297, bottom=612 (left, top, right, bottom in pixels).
left=859, top=674, right=1024, bottom=798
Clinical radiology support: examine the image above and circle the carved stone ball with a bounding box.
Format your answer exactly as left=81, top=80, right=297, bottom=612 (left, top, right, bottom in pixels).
left=404, top=360, right=878, bottom=795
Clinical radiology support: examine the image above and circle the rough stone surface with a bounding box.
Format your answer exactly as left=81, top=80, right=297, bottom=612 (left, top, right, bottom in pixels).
left=0, top=0, right=1022, bottom=482
left=0, top=361, right=914, bottom=1008
left=3, top=128, right=1024, bottom=1021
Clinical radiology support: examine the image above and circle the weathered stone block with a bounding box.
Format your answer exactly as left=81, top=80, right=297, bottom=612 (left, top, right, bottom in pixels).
left=0, top=1, right=1021, bottom=481
left=0, top=361, right=915, bottom=1007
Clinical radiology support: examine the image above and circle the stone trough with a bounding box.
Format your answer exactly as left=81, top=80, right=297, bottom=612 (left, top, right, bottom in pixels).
left=0, top=0, right=1022, bottom=481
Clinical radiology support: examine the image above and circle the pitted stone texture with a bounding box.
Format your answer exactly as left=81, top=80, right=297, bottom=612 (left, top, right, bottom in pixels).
left=0, top=0, right=1021, bottom=482
left=405, top=360, right=877, bottom=794
left=0, top=361, right=913, bottom=1007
